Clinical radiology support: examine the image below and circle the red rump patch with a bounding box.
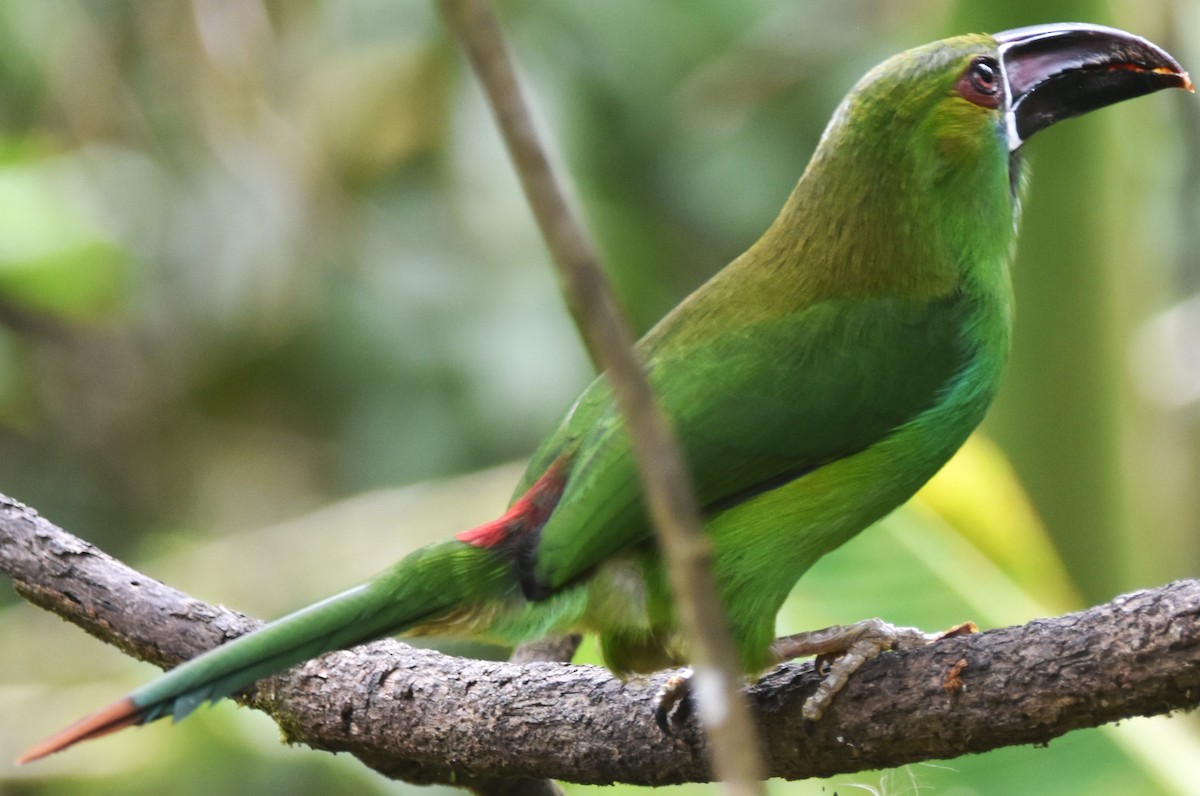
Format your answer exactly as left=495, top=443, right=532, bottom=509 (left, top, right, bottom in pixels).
left=456, top=452, right=573, bottom=549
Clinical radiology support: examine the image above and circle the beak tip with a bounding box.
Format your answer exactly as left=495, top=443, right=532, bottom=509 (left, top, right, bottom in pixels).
left=1157, top=66, right=1195, bottom=93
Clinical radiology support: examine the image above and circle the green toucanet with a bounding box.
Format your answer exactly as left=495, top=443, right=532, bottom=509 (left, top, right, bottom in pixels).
left=17, top=23, right=1191, bottom=764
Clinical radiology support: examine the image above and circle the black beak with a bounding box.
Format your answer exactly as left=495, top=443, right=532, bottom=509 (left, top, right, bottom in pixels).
left=995, top=23, right=1193, bottom=149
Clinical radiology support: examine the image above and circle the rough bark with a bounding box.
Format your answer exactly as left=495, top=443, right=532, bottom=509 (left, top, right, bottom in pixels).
left=3, top=492, right=1200, bottom=787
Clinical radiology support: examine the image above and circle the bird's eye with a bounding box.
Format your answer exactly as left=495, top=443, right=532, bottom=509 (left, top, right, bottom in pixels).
left=956, top=56, right=1003, bottom=109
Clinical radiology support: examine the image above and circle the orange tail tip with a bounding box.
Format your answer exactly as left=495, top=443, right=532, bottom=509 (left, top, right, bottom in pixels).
left=15, top=697, right=143, bottom=765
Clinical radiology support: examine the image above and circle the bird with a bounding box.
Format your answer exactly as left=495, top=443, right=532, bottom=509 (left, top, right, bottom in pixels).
left=17, top=22, right=1191, bottom=764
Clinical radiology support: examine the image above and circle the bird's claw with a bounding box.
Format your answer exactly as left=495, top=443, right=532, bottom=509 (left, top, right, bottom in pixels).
left=771, top=618, right=976, bottom=722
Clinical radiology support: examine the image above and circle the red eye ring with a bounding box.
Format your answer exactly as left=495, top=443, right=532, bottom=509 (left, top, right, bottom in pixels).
left=957, top=56, right=1003, bottom=109
left=970, top=58, right=999, bottom=93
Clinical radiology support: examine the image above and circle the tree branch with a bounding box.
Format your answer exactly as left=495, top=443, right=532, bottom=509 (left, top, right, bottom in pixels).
left=4, top=492, right=1199, bottom=786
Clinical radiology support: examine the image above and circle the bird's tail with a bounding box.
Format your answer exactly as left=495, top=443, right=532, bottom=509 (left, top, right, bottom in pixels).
left=16, top=539, right=515, bottom=764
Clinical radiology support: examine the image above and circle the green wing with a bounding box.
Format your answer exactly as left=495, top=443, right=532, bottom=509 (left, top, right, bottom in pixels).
left=522, top=290, right=971, bottom=594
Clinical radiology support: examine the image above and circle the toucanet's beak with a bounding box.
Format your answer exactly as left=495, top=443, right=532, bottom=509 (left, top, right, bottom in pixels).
left=995, top=22, right=1193, bottom=150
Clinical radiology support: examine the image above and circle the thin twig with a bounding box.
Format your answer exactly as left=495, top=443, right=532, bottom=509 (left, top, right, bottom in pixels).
left=435, top=0, right=766, bottom=791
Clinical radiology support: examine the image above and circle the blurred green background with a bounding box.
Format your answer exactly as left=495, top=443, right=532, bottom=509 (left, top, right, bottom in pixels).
left=1, top=1, right=1198, bottom=794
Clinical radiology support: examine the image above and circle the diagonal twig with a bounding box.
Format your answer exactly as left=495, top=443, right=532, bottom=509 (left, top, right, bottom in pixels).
left=434, top=0, right=766, bottom=791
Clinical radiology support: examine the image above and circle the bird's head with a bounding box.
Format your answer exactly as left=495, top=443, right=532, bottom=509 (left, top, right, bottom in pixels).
left=752, top=23, right=1190, bottom=301
left=787, top=22, right=1190, bottom=295
left=819, top=23, right=1190, bottom=196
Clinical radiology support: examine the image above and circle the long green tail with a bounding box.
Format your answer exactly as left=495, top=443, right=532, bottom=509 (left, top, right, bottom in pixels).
left=17, top=540, right=513, bottom=763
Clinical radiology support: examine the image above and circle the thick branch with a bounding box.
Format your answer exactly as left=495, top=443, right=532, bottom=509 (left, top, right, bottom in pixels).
left=4, top=493, right=1199, bottom=786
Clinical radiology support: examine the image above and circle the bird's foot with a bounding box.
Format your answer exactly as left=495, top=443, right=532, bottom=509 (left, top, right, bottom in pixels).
left=772, top=618, right=976, bottom=722
left=652, top=667, right=693, bottom=735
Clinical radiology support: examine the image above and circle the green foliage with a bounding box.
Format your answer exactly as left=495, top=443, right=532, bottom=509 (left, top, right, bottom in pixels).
left=1, top=1, right=1197, bottom=794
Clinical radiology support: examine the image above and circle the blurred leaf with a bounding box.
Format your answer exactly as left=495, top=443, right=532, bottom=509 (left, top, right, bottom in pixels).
left=0, top=154, right=125, bottom=317
left=301, top=43, right=451, bottom=185
left=914, top=433, right=1083, bottom=613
